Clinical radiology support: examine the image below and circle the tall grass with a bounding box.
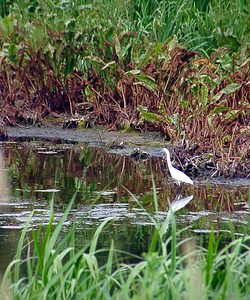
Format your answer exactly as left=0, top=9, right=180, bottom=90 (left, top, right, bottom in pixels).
left=3, top=0, right=249, bottom=56
left=1, top=186, right=250, bottom=299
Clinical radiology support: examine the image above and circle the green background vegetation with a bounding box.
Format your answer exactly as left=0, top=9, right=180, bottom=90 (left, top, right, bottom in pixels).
left=1, top=0, right=249, bottom=55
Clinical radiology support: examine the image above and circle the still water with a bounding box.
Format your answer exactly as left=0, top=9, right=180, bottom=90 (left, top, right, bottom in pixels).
left=0, top=139, right=249, bottom=272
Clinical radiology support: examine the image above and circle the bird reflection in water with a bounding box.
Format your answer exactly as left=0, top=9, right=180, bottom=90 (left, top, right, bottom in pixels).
left=169, top=194, right=194, bottom=213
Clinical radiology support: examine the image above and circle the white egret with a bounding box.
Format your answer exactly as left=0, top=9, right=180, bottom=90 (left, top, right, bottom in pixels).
left=162, top=148, right=193, bottom=185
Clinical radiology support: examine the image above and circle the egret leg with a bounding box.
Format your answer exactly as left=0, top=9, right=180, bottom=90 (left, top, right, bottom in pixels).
left=176, top=181, right=184, bottom=194
left=173, top=180, right=180, bottom=193
left=173, top=180, right=179, bottom=186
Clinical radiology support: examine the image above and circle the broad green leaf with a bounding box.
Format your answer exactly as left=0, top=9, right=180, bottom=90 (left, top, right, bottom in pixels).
left=137, top=106, right=162, bottom=123
left=201, top=84, right=209, bottom=108
left=114, top=34, right=122, bottom=61
left=225, top=109, right=240, bottom=121
left=211, top=106, right=228, bottom=115
left=64, top=57, right=75, bottom=77
left=125, top=261, right=147, bottom=287
left=127, top=70, right=158, bottom=91
left=217, top=53, right=232, bottom=71
left=213, top=83, right=242, bottom=102
left=83, top=254, right=98, bottom=280
left=192, top=82, right=199, bottom=98
left=221, top=83, right=242, bottom=94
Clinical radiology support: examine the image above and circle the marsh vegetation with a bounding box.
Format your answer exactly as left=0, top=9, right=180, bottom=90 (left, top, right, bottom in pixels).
left=0, top=1, right=249, bottom=299
left=0, top=0, right=249, bottom=176
left=1, top=185, right=250, bottom=300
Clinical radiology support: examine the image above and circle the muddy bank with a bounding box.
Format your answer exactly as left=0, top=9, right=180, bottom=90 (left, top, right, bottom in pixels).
left=6, top=125, right=164, bottom=153
left=4, top=125, right=250, bottom=181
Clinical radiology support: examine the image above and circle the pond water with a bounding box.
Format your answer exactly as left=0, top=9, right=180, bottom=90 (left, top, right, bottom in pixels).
left=0, top=139, right=249, bottom=273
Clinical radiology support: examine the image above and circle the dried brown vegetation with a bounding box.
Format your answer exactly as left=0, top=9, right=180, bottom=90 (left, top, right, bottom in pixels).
left=0, top=41, right=249, bottom=177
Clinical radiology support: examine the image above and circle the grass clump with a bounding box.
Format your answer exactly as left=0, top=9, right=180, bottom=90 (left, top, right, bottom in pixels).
left=1, top=191, right=250, bottom=300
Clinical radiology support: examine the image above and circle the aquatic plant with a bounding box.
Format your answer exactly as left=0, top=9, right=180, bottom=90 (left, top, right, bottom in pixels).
left=1, top=187, right=250, bottom=299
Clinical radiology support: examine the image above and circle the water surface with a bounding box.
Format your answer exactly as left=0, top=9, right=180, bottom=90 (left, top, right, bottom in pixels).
left=0, top=140, right=249, bottom=272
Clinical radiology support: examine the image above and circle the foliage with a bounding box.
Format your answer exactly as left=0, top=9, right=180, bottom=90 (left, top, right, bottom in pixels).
left=1, top=185, right=250, bottom=299
left=0, top=0, right=249, bottom=176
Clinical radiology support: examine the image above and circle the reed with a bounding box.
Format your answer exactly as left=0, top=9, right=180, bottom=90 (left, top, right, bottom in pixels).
left=1, top=185, right=250, bottom=299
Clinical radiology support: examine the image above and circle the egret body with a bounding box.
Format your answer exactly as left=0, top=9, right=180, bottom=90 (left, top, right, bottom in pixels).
left=162, top=148, right=193, bottom=185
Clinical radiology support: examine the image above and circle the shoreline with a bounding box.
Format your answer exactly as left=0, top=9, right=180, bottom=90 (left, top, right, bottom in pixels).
left=4, top=125, right=250, bottom=182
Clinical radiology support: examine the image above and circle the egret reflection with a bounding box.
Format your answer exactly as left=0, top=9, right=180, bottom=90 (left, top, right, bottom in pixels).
left=169, top=194, right=194, bottom=213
